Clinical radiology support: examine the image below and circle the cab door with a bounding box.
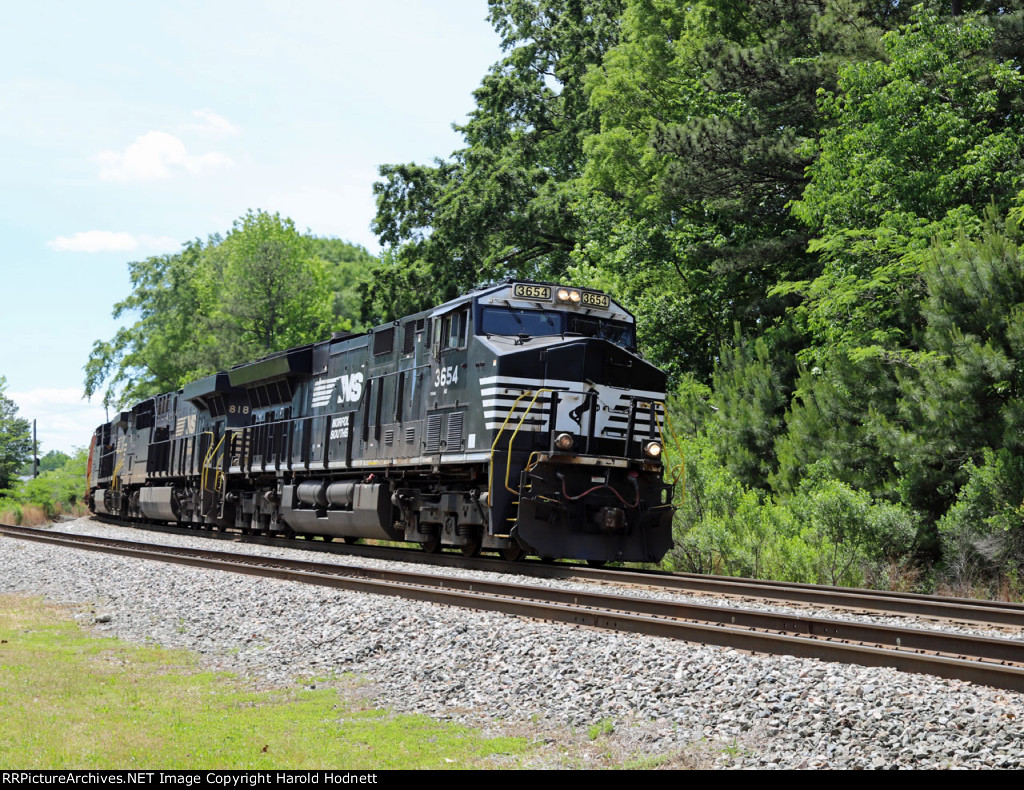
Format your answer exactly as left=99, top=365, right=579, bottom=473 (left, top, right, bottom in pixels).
left=426, top=305, right=471, bottom=455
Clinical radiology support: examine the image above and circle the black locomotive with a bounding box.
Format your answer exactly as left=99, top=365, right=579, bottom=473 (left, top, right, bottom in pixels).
left=87, top=281, right=676, bottom=563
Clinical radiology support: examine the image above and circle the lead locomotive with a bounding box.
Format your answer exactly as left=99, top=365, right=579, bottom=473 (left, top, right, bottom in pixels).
left=88, top=281, right=675, bottom=563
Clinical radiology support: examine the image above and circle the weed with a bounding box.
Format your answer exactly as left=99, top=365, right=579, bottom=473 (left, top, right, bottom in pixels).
left=587, top=718, right=615, bottom=740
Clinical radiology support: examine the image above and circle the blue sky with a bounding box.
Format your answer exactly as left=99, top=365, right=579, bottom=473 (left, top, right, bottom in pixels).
left=1, top=1, right=503, bottom=454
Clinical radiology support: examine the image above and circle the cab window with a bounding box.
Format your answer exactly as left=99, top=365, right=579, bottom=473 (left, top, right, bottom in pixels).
left=441, top=308, right=469, bottom=350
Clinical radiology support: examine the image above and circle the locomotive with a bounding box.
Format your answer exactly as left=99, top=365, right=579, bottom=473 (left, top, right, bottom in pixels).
left=87, top=280, right=676, bottom=563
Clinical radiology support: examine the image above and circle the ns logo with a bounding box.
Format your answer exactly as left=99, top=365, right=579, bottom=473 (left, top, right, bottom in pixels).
left=336, top=372, right=364, bottom=404
left=311, top=372, right=365, bottom=409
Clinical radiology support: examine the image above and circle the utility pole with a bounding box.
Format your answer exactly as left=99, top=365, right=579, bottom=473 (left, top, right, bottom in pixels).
left=32, top=419, right=38, bottom=478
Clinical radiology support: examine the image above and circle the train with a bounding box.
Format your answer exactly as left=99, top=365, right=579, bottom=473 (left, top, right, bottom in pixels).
left=87, top=280, right=676, bottom=564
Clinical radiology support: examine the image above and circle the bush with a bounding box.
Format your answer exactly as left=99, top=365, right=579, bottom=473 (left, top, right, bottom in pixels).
left=667, top=437, right=919, bottom=587
left=937, top=449, right=1024, bottom=592
left=6, top=449, right=88, bottom=521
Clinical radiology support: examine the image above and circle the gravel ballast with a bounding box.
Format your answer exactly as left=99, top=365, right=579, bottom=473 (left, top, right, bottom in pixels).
left=3, top=517, right=1024, bottom=769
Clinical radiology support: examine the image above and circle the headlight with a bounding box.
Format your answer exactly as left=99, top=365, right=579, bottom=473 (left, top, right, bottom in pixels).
left=643, top=441, right=662, bottom=458
left=568, top=290, right=581, bottom=303
left=555, top=288, right=581, bottom=304
left=554, top=432, right=574, bottom=451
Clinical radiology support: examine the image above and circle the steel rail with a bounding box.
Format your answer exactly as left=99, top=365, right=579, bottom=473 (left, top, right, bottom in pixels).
left=96, top=515, right=1024, bottom=628
left=5, top=523, right=1024, bottom=692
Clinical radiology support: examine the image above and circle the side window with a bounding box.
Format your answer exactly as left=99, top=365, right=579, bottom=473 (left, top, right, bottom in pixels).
left=441, top=308, right=469, bottom=350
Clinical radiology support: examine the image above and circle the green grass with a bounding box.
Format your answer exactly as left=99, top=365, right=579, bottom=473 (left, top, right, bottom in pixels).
left=0, top=595, right=531, bottom=769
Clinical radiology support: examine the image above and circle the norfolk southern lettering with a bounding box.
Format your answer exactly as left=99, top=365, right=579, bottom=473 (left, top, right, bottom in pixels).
left=87, top=281, right=675, bottom=564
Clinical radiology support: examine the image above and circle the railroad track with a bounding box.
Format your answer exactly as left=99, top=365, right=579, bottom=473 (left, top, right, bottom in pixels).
left=97, top=515, right=1024, bottom=628
left=5, top=522, right=1024, bottom=692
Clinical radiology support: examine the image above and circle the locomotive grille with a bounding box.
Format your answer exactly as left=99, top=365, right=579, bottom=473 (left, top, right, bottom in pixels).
left=446, top=411, right=464, bottom=450
left=373, top=327, right=394, bottom=356
left=425, top=413, right=442, bottom=454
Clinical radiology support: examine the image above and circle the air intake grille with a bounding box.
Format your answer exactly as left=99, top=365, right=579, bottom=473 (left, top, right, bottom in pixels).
left=446, top=411, right=464, bottom=451
left=425, top=414, right=442, bottom=454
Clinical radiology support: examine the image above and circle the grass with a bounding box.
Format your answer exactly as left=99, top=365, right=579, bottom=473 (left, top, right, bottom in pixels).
left=0, top=594, right=532, bottom=769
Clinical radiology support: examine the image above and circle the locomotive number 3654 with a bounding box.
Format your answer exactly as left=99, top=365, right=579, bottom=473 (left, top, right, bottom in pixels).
left=434, top=365, right=459, bottom=387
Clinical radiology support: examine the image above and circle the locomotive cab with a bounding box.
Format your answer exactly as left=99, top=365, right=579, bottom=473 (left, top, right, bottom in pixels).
left=464, top=283, right=674, bottom=563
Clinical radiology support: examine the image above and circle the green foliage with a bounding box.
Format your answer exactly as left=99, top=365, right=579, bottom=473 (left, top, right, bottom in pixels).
left=937, top=449, right=1024, bottom=588
left=16, top=449, right=88, bottom=518
left=669, top=434, right=918, bottom=586
left=887, top=213, right=1024, bottom=521
left=197, top=210, right=334, bottom=368
left=789, top=5, right=1024, bottom=355
left=37, top=450, right=71, bottom=474
left=571, top=0, right=910, bottom=381
left=19, top=451, right=71, bottom=477
left=370, top=0, right=625, bottom=315
left=309, top=237, right=380, bottom=331
left=0, top=377, right=31, bottom=493
left=790, top=468, right=918, bottom=586
left=85, top=211, right=370, bottom=408
left=707, top=325, right=790, bottom=490
left=84, top=240, right=208, bottom=409
left=772, top=352, right=900, bottom=498
left=668, top=434, right=816, bottom=581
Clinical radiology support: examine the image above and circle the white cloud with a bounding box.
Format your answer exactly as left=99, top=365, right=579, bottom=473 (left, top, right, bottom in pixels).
left=184, top=109, right=241, bottom=138
left=96, top=130, right=232, bottom=181
left=47, top=231, right=178, bottom=253
left=7, top=387, right=108, bottom=455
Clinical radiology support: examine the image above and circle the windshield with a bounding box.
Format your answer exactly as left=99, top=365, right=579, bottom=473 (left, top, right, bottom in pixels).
left=480, top=307, right=559, bottom=337
left=479, top=307, right=636, bottom=348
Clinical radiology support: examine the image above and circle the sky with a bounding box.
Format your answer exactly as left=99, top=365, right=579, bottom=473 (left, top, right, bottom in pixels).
left=0, top=0, right=504, bottom=455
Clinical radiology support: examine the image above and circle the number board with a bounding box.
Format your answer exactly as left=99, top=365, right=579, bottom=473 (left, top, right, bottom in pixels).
left=512, top=284, right=552, bottom=300
left=581, top=291, right=610, bottom=309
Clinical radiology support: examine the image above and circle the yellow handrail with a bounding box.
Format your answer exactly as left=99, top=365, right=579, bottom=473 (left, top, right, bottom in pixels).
left=487, top=388, right=554, bottom=502
left=503, top=389, right=554, bottom=495
left=200, top=431, right=225, bottom=494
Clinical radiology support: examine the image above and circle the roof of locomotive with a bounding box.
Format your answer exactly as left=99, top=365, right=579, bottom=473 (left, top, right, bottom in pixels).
left=428, top=279, right=634, bottom=323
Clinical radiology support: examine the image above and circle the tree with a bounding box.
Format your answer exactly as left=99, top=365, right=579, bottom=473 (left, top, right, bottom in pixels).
left=84, top=239, right=208, bottom=408
left=571, top=0, right=910, bottom=382
left=0, top=377, right=31, bottom=493
left=310, top=237, right=381, bottom=331
left=198, top=211, right=334, bottom=368
left=788, top=5, right=1024, bottom=356
left=886, top=214, right=1024, bottom=521
left=370, top=0, right=626, bottom=316
left=86, top=211, right=355, bottom=408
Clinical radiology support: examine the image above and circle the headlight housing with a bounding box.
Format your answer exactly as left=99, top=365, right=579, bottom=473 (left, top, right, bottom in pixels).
left=555, top=288, right=581, bottom=304
left=643, top=441, right=662, bottom=458
left=554, top=432, right=575, bottom=451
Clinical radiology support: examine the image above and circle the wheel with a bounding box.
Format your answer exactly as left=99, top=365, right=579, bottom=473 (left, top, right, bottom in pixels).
left=500, top=544, right=526, bottom=562
left=586, top=559, right=607, bottom=568
left=422, top=534, right=441, bottom=553
left=342, top=536, right=359, bottom=545
left=461, top=535, right=482, bottom=558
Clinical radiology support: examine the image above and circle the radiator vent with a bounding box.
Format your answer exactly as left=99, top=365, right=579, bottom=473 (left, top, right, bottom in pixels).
left=446, top=411, right=464, bottom=451
left=425, top=414, right=442, bottom=454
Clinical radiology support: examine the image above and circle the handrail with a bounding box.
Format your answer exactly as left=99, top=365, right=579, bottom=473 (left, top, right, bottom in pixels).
left=487, top=388, right=555, bottom=503
left=502, top=388, right=554, bottom=495
left=653, top=404, right=686, bottom=499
